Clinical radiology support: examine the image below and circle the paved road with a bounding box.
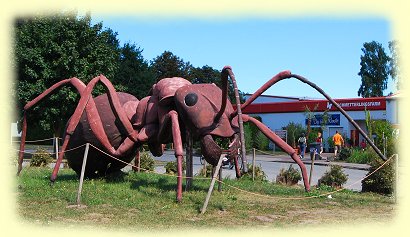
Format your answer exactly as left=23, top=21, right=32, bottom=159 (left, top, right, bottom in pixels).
left=20, top=148, right=369, bottom=191
left=123, top=150, right=369, bottom=191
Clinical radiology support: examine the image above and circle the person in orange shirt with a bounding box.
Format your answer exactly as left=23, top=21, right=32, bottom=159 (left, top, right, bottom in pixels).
left=332, top=131, right=344, bottom=159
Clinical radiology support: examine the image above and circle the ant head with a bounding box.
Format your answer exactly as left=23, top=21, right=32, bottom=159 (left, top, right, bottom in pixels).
left=174, top=84, right=240, bottom=165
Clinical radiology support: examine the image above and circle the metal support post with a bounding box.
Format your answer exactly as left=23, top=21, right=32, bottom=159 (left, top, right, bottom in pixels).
left=54, top=137, right=59, bottom=161
left=76, top=143, right=90, bottom=206
left=201, top=154, right=225, bottom=214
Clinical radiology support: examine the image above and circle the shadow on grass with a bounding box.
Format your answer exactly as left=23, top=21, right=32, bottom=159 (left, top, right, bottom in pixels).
left=51, top=173, right=79, bottom=182
left=126, top=172, right=212, bottom=193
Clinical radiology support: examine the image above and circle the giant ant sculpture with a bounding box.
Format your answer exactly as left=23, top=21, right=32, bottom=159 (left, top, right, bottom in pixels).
left=17, top=66, right=386, bottom=202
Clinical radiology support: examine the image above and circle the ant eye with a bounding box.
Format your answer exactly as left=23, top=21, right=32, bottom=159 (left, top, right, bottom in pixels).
left=184, top=93, right=198, bottom=107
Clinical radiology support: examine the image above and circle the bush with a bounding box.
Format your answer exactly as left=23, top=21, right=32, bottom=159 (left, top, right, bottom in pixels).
left=327, top=136, right=334, bottom=149
left=276, top=165, right=302, bottom=186
left=339, top=147, right=352, bottom=160
left=362, top=155, right=395, bottom=195
left=346, top=148, right=374, bottom=164
left=197, top=164, right=213, bottom=177
left=241, top=164, right=267, bottom=181
left=164, top=160, right=186, bottom=175
left=30, top=147, right=53, bottom=167
left=318, top=165, right=348, bottom=189
left=139, top=150, right=155, bottom=172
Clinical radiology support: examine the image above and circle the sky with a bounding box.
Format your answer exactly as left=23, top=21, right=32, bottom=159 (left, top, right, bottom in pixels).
left=92, top=15, right=394, bottom=99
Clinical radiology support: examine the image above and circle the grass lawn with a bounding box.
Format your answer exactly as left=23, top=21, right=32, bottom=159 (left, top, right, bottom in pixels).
left=15, top=166, right=396, bottom=231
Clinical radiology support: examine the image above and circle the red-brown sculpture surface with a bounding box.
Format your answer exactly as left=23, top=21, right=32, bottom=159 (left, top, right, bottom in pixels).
left=17, top=68, right=252, bottom=202
left=18, top=66, right=387, bottom=202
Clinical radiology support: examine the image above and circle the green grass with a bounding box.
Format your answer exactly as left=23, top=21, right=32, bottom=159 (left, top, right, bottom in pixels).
left=15, top=166, right=396, bottom=230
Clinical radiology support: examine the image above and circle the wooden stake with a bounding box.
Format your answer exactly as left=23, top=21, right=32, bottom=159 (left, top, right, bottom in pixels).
left=201, top=154, right=225, bottom=214
left=132, top=149, right=140, bottom=172
left=309, top=151, right=315, bottom=186
left=252, top=148, right=256, bottom=181
left=76, top=143, right=89, bottom=206
left=218, top=165, right=222, bottom=192
left=395, top=154, right=398, bottom=204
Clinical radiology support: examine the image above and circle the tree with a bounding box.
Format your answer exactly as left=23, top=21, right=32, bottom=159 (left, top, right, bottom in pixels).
left=116, top=43, right=155, bottom=99
left=191, top=65, right=245, bottom=103
left=150, top=51, right=193, bottom=81
left=191, top=65, right=219, bottom=84
left=303, top=103, right=319, bottom=143
left=357, top=41, right=390, bottom=97
left=282, top=122, right=305, bottom=148
left=14, top=12, right=121, bottom=138
left=388, top=40, right=400, bottom=90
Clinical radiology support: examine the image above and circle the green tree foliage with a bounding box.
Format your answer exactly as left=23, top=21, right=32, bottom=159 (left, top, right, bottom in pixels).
left=282, top=122, right=305, bottom=148
left=303, top=104, right=319, bottom=142
left=150, top=51, right=193, bottom=81
left=357, top=41, right=391, bottom=97
left=14, top=12, right=121, bottom=137
left=243, top=123, right=254, bottom=151
left=191, top=65, right=219, bottom=84
left=116, top=43, right=155, bottom=99
left=191, top=65, right=245, bottom=103
left=255, top=131, right=269, bottom=150
left=388, top=40, right=400, bottom=90
left=371, top=120, right=397, bottom=156
left=243, top=116, right=270, bottom=150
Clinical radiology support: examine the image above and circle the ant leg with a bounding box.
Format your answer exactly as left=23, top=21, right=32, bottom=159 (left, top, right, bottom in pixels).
left=231, top=70, right=292, bottom=118
left=219, top=66, right=248, bottom=173
left=233, top=155, right=242, bottom=178
left=160, top=110, right=184, bottom=202
left=18, top=78, right=86, bottom=177
left=50, top=75, right=143, bottom=182
left=229, top=69, right=385, bottom=162
left=243, top=114, right=310, bottom=191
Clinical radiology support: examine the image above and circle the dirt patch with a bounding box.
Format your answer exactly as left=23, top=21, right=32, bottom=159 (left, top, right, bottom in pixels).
left=253, top=214, right=284, bottom=222
left=84, top=212, right=114, bottom=224
left=188, top=216, right=202, bottom=222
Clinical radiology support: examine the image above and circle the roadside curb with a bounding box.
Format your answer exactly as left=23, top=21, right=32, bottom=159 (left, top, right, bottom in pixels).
left=269, top=159, right=370, bottom=171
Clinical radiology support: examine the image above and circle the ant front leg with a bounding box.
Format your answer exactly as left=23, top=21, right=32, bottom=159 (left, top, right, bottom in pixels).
left=159, top=110, right=184, bottom=202
left=242, top=114, right=310, bottom=191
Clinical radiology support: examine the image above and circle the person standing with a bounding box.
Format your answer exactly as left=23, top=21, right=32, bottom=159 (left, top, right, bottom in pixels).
left=316, top=132, right=323, bottom=154
left=298, top=133, right=307, bottom=159
left=332, top=131, right=344, bottom=159
left=360, top=139, right=367, bottom=151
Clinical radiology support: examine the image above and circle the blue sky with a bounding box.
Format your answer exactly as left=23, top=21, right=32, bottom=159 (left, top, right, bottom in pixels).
left=92, top=15, right=394, bottom=99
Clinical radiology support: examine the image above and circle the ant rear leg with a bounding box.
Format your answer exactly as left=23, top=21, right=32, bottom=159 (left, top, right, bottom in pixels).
left=50, top=75, right=143, bottom=182
left=243, top=114, right=310, bottom=191
left=18, top=78, right=86, bottom=176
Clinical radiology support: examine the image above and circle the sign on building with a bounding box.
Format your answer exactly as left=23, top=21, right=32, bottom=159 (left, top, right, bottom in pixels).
left=274, top=129, right=287, bottom=142
left=305, top=114, right=340, bottom=126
